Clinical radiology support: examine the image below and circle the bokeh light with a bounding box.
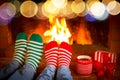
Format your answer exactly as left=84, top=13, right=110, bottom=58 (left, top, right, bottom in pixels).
left=41, top=1, right=55, bottom=18
left=43, top=0, right=59, bottom=16
left=0, top=0, right=119, bottom=20
left=59, top=1, right=76, bottom=19
left=102, top=0, right=114, bottom=5
left=20, top=0, right=38, bottom=18
left=71, top=0, right=86, bottom=14
left=107, top=1, right=120, bottom=15
left=85, top=12, right=97, bottom=22
left=89, top=1, right=106, bottom=19
left=96, top=10, right=109, bottom=21
left=0, top=2, right=16, bottom=23
left=11, top=0, right=21, bottom=15
left=51, top=0, right=67, bottom=8
left=36, top=2, right=48, bottom=19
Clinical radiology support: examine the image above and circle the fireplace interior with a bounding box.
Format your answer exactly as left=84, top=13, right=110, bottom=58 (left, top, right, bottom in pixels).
left=0, top=0, right=120, bottom=80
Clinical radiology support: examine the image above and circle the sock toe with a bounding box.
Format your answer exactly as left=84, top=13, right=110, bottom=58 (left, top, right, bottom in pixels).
left=16, top=32, right=27, bottom=40
left=59, top=42, right=72, bottom=53
left=30, top=34, right=43, bottom=43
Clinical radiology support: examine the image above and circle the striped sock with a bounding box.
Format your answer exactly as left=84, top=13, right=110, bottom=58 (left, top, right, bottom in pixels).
left=58, top=42, right=72, bottom=67
left=105, top=53, right=116, bottom=79
left=44, top=41, right=58, bottom=68
left=94, top=50, right=106, bottom=80
left=26, top=34, right=43, bottom=70
left=13, top=32, right=27, bottom=65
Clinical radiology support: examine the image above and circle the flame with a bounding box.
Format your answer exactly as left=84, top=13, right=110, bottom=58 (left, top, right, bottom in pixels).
left=76, top=22, right=92, bottom=45
left=44, top=17, right=72, bottom=44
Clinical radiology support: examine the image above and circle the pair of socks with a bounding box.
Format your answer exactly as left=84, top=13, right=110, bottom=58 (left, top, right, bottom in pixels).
left=13, top=32, right=43, bottom=71
left=44, top=41, right=72, bottom=69
left=93, top=50, right=116, bottom=80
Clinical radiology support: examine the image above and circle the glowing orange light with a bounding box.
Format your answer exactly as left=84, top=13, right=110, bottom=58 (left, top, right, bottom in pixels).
left=107, top=1, right=120, bottom=15
left=44, top=17, right=72, bottom=44
left=76, top=20, right=92, bottom=45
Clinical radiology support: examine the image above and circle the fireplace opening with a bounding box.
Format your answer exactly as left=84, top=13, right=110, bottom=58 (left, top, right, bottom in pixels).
left=8, top=16, right=109, bottom=47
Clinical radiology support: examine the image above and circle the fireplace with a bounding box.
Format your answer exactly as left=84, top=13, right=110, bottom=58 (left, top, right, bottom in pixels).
left=4, top=15, right=119, bottom=56
left=8, top=16, right=109, bottom=46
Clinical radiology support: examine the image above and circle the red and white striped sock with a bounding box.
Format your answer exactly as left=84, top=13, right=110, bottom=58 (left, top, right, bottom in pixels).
left=58, top=42, right=72, bottom=67
left=105, top=53, right=116, bottom=79
left=44, top=41, right=58, bottom=68
left=94, top=50, right=104, bottom=80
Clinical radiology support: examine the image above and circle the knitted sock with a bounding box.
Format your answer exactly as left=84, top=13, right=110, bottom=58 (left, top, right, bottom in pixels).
left=93, top=51, right=104, bottom=80
left=26, top=34, right=43, bottom=70
left=44, top=41, right=58, bottom=68
left=94, top=61, right=104, bottom=80
left=13, top=32, right=27, bottom=65
left=105, top=53, right=116, bottom=79
left=58, top=42, right=72, bottom=67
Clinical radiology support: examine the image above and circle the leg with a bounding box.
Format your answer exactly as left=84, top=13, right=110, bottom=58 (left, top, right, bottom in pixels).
left=0, top=61, right=20, bottom=80
left=36, top=41, right=58, bottom=80
left=57, top=42, right=73, bottom=80
left=0, top=32, right=27, bottom=80
left=36, top=65, right=56, bottom=80
left=57, top=66, right=73, bottom=80
left=8, top=34, right=43, bottom=80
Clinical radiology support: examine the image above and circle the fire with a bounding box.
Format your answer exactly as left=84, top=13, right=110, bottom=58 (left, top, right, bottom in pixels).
left=44, top=17, right=72, bottom=44
left=76, top=20, right=92, bottom=45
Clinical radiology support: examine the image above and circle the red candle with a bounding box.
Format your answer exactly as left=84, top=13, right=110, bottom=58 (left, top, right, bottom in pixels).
left=76, top=55, right=93, bottom=76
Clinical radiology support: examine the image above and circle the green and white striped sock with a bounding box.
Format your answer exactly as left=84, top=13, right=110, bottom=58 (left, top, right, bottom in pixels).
left=14, top=32, right=27, bottom=65
left=26, top=34, right=43, bottom=70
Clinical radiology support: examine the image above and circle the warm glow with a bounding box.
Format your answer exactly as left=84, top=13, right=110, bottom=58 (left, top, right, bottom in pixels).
left=43, top=0, right=59, bottom=15
left=71, top=0, right=86, bottom=14
left=44, top=17, right=72, bottom=44
left=102, top=0, right=115, bottom=5
left=107, top=1, right=120, bottom=15
left=36, top=2, right=48, bottom=19
left=59, top=1, right=76, bottom=19
left=20, top=1, right=38, bottom=18
left=51, top=0, right=67, bottom=8
left=76, top=20, right=92, bottom=45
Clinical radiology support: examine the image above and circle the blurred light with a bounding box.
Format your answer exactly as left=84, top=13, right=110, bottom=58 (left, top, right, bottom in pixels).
left=96, top=10, right=109, bottom=20
left=89, top=1, right=106, bottom=19
left=71, top=0, right=86, bottom=14
left=36, top=2, right=48, bottom=19
left=59, top=1, right=76, bottom=19
left=41, top=1, right=56, bottom=18
left=51, top=0, right=67, bottom=8
left=107, top=1, right=120, bottom=15
left=11, top=0, right=21, bottom=14
left=102, top=0, right=114, bottom=5
left=44, top=0, right=59, bottom=15
left=0, top=2, right=16, bottom=23
left=85, top=13, right=96, bottom=22
left=20, top=1, right=38, bottom=18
